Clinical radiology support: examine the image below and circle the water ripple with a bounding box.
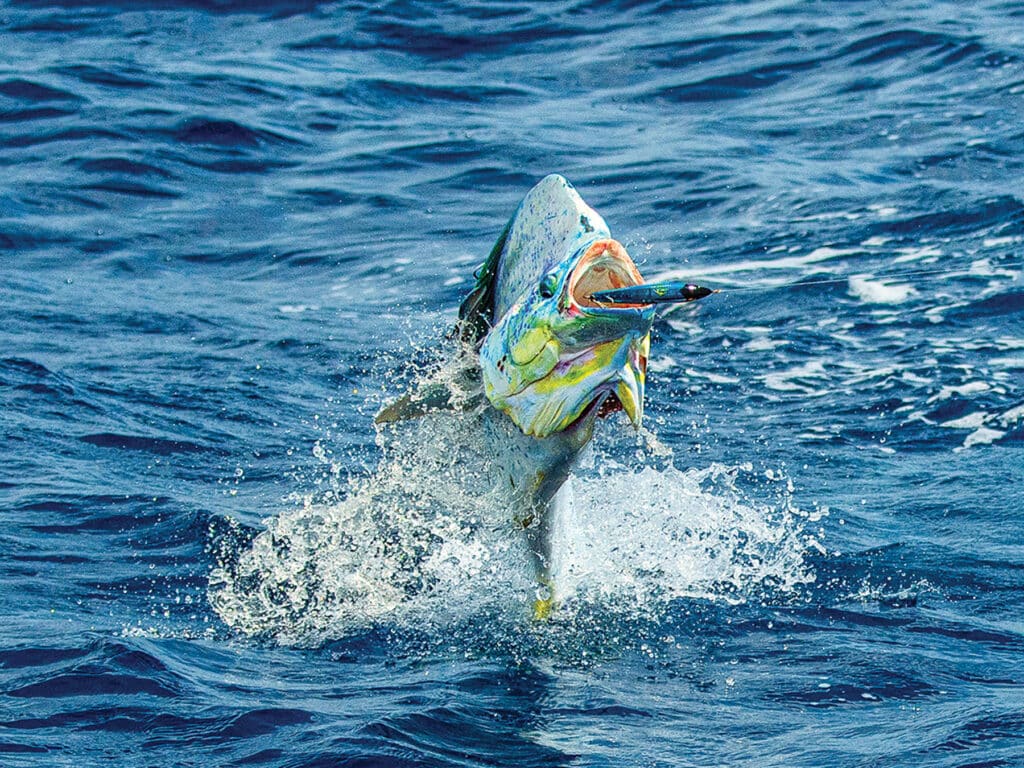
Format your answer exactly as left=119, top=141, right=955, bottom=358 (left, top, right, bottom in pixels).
left=1, top=1, right=1023, bottom=767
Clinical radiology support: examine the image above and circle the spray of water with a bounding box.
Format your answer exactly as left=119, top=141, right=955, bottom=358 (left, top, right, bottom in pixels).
left=209, top=354, right=816, bottom=648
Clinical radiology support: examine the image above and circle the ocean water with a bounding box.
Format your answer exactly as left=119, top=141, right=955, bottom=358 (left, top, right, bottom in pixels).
left=2, top=0, right=1023, bottom=765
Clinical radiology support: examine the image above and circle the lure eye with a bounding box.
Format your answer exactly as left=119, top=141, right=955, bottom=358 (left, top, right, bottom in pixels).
left=538, top=273, right=559, bottom=299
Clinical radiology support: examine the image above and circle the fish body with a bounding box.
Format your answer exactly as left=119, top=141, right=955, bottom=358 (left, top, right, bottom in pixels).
left=382, top=175, right=657, bottom=616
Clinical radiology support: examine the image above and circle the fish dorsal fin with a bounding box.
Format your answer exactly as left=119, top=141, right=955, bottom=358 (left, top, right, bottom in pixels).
left=452, top=220, right=510, bottom=347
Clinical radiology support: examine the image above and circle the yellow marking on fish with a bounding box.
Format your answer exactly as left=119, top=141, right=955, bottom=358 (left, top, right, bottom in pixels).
left=510, top=325, right=552, bottom=365
left=614, top=376, right=642, bottom=426
left=532, top=595, right=555, bottom=621
left=528, top=339, right=622, bottom=396
left=532, top=578, right=556, bottom=621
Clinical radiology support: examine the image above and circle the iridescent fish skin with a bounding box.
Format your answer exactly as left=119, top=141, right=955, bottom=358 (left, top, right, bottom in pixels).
left=470, top=175, right=655, bottom=439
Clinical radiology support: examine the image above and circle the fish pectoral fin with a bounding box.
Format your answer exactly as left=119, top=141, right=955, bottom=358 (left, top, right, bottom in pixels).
left=374, top=382, right=483, bottom=424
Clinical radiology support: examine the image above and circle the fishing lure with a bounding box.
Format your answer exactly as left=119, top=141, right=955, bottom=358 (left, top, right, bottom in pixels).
left=589, top=281, right=716, bottom=305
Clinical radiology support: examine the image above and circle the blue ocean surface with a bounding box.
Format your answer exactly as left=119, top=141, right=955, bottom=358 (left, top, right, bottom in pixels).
left=2, top=0, right=1023, bottom=765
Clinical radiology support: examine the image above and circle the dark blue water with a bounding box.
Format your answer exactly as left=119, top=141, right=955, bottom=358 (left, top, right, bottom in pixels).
left=3, top=1, right=1024, bottom=765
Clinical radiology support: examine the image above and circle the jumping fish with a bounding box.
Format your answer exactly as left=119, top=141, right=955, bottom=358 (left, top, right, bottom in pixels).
left=377, top=174, right=707, bottom=619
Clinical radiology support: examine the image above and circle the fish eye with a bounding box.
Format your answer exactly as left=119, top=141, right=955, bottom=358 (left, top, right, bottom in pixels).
left=538, top=273, right=559, bottom=299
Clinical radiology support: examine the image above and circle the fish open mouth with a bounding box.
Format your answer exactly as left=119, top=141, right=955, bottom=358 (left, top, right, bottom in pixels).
left=570, top=239, right=645, bottom=309
left=566, top=382, right=634, bottom=431
left=565, top=389, right=613, bottom=430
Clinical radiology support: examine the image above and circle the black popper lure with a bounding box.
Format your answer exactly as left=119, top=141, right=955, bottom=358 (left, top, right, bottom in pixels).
left=589, top=281, right=716, bottom=305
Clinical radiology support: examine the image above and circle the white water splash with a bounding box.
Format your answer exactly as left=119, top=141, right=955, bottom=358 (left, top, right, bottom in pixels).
left=550, top=463, right=814, bottom=614
left=847, top=276, right=916, bottom=304
left=210, top=369, right=814, bottom=646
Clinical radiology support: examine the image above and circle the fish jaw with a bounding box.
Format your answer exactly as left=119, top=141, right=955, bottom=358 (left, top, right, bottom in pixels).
left=610, top=331, right=649, bottom=427
left=483, top=330, right=650, bottom=437
left=480, top=234, right=655, bottom=438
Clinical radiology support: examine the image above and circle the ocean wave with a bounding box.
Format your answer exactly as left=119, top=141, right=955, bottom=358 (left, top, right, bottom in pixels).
left=2, top=1, right=1023, bottom=766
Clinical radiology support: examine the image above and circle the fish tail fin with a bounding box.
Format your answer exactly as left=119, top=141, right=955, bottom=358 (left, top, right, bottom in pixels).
left=532, top=577, right=556, bottom=621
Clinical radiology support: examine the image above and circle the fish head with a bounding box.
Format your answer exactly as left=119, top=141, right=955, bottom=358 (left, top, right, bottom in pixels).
left=466, top=176, right=655, bottom=438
